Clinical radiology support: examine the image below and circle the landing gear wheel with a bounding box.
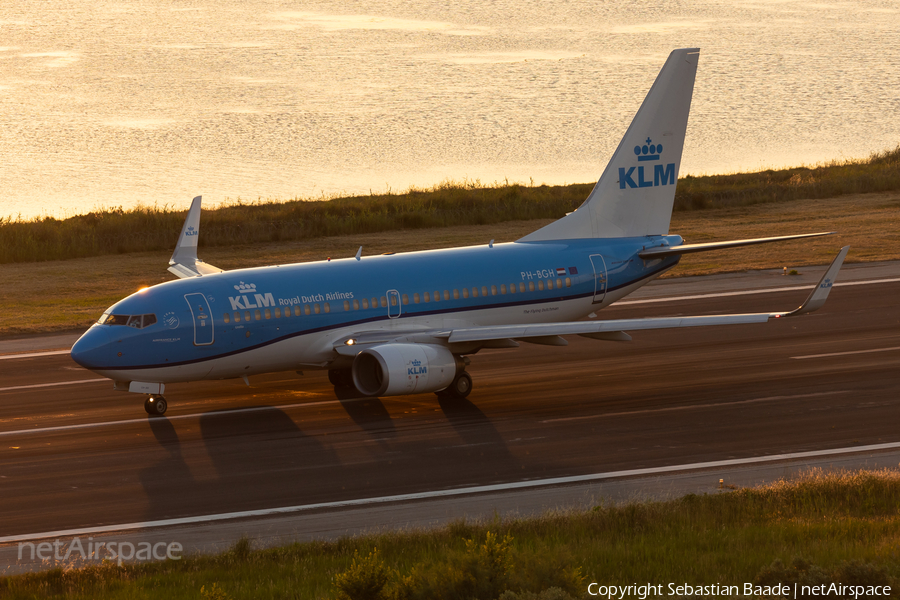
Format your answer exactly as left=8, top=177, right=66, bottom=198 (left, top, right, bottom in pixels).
left=328, top=369, right=353, bottom=387
left=438, top=371, right=473, bottom=399
left=144, top=396, right=168, bottom=416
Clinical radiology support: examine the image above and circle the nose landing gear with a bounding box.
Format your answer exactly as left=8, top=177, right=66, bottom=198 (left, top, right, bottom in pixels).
left=144, top=396, right=168, bottom=416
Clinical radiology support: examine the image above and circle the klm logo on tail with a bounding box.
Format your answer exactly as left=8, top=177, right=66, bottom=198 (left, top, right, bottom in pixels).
left=618, top=137, right=676, bottom=189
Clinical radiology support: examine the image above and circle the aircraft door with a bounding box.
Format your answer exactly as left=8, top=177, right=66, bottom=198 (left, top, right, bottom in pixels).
left=387, top=290, right=401, bottom=318
left=589, top=254, right=608, bottom=304
left=184, top=293, right=214, bottom=345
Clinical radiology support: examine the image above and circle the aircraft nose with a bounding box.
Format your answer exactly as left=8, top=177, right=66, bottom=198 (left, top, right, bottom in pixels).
left=71, top=325, right=112, bottom=370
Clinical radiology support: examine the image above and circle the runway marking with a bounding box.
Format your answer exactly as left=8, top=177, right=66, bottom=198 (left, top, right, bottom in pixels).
left=540, top=391, right=846, bottom=423
left=614, top=276, right=900, bottom=306
left=0, top=350, right=71, bottom=360
left=0, top=398, right=352, bottom=438
left=2, top=440, right=900, bottom=544
left=792, top=346, right=900, bottom=360
left=0, top=379, right=106, bottom=394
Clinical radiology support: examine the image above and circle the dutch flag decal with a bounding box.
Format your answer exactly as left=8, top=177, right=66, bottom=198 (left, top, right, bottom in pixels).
left=556, top=267, right=566, bottom=276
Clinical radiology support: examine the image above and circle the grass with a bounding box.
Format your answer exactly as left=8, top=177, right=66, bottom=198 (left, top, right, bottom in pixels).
left=2, top=190, right=898, bottom=338
left=1, top=469, right=898, bottom=599
left=2, top=146, right=899, bottom=265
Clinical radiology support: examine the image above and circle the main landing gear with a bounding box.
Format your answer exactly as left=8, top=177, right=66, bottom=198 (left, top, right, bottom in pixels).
left=144, top=395, right=168, bottom=416
left=437, top=371, right=473, bottom=400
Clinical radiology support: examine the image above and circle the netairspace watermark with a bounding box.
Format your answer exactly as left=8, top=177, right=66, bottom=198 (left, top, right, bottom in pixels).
left=587, top=582, right=893, bottom=599
left=18, top=537, right=182, bottom=566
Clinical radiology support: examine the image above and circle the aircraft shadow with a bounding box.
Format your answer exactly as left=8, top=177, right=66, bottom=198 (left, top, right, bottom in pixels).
left=436, top=395, right=517, bottom=467
left=139, top=407, right=341, bottom=522
left=338, top=395, right=397, bottom=438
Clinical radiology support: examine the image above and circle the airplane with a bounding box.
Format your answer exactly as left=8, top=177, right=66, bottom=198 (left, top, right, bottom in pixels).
left=70, top=48, right=849, bottom=416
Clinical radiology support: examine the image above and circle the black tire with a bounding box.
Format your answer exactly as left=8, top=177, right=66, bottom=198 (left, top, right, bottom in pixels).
left=328, top=369, right=352, bottom=387
left=438, top=371, right=473, bottom=399
left=145, top=396, right=167, bottom=416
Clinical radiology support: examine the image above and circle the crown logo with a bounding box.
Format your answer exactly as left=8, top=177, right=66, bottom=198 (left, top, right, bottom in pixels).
left=185, top=226, right=199, bottom=236
left=234, top=281, right=257, bottom=293
left=634, top=137, right=662, bottom=162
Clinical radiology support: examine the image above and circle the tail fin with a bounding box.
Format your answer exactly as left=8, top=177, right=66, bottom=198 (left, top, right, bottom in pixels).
left=520, top=48, right=700, bottom=242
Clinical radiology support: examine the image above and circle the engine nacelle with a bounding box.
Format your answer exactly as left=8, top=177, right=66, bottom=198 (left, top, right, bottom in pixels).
left=352, top=344, right=461, bottom=397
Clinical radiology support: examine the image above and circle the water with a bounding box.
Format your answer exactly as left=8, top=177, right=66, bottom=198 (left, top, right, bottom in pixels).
left=2, top=0, right=898, bottom=219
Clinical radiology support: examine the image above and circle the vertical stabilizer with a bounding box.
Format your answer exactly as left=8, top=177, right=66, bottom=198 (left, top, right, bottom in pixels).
left=520, top=48, right=700, bottom=242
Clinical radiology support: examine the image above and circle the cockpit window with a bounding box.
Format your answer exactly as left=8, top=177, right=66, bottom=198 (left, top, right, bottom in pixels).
left=100, top=314, right=129, bottom=326
left=98, top=313, right=157, bottom=328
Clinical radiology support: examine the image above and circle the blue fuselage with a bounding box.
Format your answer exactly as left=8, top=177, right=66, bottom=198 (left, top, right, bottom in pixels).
left=71, top=235, right=682, bottom=383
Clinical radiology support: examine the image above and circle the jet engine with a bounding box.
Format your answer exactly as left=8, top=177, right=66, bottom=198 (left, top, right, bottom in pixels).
left=352, top=344, right=462, bottom=397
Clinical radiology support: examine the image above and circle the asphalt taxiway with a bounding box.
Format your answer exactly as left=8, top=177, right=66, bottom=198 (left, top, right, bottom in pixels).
left=1, top=260, right=898, bottom=573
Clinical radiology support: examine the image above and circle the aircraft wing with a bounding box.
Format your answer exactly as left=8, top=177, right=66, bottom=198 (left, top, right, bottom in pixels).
left=168, top=195, right=224, bottom=279
left=332, top=246, right=848, bottom=353
left=441, top=245, right=849, bottom=346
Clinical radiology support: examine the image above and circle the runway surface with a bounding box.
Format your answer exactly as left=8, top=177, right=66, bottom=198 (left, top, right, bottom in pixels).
left=1, top=261, right=899, bottom=571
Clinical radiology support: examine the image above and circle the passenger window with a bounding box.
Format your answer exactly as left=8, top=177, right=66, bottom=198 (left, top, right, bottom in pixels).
left=371, top=297, right=378, bottom=308
left=423, top=292, right=430, bottom=303
left=244, top=311, right=251, bottom=321
left=380, top=296, right=387, bottom=307
left=314, top=304, right=320, bottom=314
left=472, top=287, right=478, bottom=298
left=234, top=312, right=241, bottom=322
left=274, top=307, right=281, bottom=318
left=482, top=286, right=488, bottom=297
left=554, top=279, right=560, bottom=289
left=255, top=309, right=262, bottom=320
left=537, top=281, right=544, bottom=291
left=443, top=290, right=450, bottom=301
left=565, top=277, right=571, bottom=288
left=224, top=313, right=231, bottom=324
left=509, top=283, right=516, bottom=294
left=390, top=295, right=398, bottom=306
left=519, top=282, right=526, bottom=293
left=264, top=308, right=271, bottom=319
left=500, top=284, right=506, bottom=295
left=453, top=289, right=460, bottom=299
left=402, top=294, right=409, bottom=305
left=462, top=288, right=469, bottom=299
left=304, top=305, right=311, bottom=315
left=362, top=298, right=369, bottom=309
left=143, top=314, right=157, bottom=327
left=343, top=300, right=350, bottom=311
left=413, top=293, right=420, bottom=304
left=324, top=303, right=330, bottom=313
left=528, top=281, right=535, bottom=292
left=352, top=299, right=359, bottom=310
left=294, top=305, right=302, bottom=316
left=490, top=285, right=497, bottom=296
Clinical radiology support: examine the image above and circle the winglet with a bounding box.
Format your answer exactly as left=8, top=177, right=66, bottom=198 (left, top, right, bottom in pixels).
left=774, top=246, right=849, bottom=318
left=167, top=196, right=224, bottom=279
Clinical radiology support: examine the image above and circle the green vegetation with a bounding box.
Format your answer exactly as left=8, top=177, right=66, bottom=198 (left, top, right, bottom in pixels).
left=2, top=147, right=898, bottom=264
left=1, top=469, right=898, bottom=599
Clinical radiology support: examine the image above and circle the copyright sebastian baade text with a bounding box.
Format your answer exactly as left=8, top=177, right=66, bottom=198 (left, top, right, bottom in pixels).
left=587, top=583, right=891, bottom=599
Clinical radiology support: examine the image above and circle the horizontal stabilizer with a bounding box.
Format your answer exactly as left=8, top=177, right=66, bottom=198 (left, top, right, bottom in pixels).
left=168, top=195, right=223, bottom=279
left=638, top=232, right=835, bottom=258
